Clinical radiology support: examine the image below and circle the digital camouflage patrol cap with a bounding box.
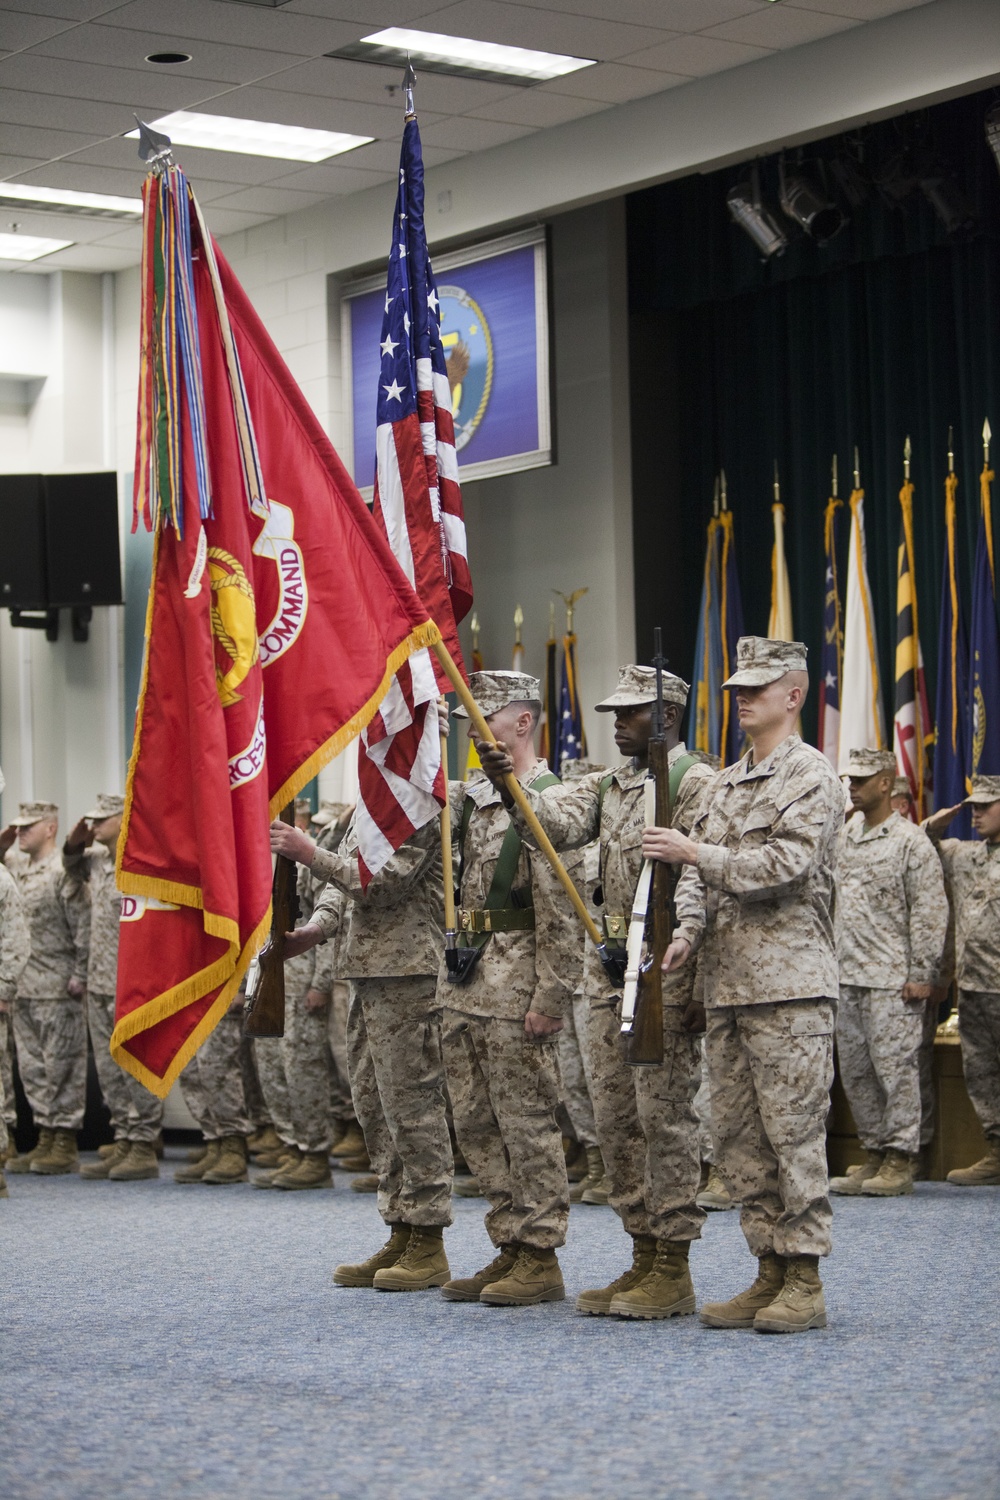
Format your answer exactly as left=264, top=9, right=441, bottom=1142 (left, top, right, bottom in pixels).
left=722, top=635, right=808, bottom=688
left=84, top=793, right=125, bottom=821
left=892, top=777, right=912, bottom=799
left=13, top=800, right=58, bottom=827
left=452, top=670, right=542, bottom=719
left=594, top=663, right=689, bottom=712
left=846, top=748, right=898, bottom=778
left=965, top=774, right=1000, bottom=805
left=311, top=800, right=350, bottom=828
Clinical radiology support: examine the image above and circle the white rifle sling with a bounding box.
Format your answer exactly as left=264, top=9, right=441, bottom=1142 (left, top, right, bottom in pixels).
left=620, top=776, right=657, bottom=1034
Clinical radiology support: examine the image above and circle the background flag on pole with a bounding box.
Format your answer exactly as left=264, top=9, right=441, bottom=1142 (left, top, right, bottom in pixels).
left=512, top=604, right=525, bottom=674
left=556, top=633, right=586, bottom=769
left=768, top=478, right=795, bottom=640
left=934, top=452, right=971, bottom=836
left=818, top=485, right=844, bottom=768
left=114, top=163, right=442, bottom=1095
left=718, top=483, right=746, bottom=764
left=363, top=108, right=473, bottom=867
left=893, top=455, right=933, bottom=819
left=689, top=501, right=723, bottom=756
left=969, top=429, right=1000, bottom=776
left=463, top=612, right=484, bottom=778
left=839, top=471, right=887, bottom=770
left=540, top=601, right=557, bottom=765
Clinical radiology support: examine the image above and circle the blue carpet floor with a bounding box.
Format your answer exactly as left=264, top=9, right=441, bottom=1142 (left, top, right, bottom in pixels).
left=1, top=1153, right=998, bottom=1500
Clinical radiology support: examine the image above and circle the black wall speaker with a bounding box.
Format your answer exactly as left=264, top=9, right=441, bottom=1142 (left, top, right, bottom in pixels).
left=0, top=471, right=122, bottom=611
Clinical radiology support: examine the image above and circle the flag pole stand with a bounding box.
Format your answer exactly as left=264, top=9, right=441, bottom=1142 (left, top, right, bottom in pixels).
left=431, top=638, right=603, bottom=947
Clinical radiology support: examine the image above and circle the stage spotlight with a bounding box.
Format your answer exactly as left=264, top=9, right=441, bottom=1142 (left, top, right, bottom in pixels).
left=985, top=105, right=1000, bottom=178
left=918, top=160, right=978, bottom=238
left=778, top=159, right=847, bottom=244
left=726, top=165, right=788, bottom=259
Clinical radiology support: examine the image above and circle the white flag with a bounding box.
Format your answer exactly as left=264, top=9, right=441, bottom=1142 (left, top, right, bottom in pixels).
left=839, top=491, right=886, bottom=770
left=768, top=502, right=795, bottom=640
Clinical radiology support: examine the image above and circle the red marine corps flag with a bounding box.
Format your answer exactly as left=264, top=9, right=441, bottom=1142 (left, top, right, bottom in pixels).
left=112, top=144, right=445, bottom=1096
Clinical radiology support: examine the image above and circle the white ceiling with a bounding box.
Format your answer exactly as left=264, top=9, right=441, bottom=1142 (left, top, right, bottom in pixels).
left=0, top=0, right=937, bottom=272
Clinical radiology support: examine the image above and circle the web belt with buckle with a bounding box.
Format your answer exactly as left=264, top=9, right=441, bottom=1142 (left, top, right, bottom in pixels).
left=458, top=907, right=536, bottom=935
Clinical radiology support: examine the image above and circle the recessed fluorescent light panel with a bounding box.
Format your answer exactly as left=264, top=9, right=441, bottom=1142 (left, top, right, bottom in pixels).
left=0, top=182, right=141, bottom=220
left=330, top=28, right=596, bottom=87
left=0, top=232, right=73, bottom=261
left=127, top=111, right=373, bottom=162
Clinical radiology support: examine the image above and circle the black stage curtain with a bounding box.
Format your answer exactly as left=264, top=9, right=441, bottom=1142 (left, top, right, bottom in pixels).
left=628, top=89, right=1000, bottom=745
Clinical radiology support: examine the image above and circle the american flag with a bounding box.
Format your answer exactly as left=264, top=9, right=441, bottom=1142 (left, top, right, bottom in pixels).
left=818, top=495, right=843, bottom=768
left=356, top=112, right=473, bottom=883
left=555, top=633, right=586, bottom=769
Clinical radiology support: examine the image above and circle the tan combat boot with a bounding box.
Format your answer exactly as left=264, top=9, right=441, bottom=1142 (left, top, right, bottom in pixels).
left=109, top=1141, right=159, bottom=1181
left=700, top=1253, right=786, bottom=1329
left=373, top=1225, right=450, bottom=1291
left=330, top=1121, right=366, bottom=1159
left=202, top=1135, right=248, bottom=1183
left=334, top=1224, right=410, bottom=1287
left=829, top=1150, right=884, bottom=1195
left=946, top=1139, right=1000, bottom=1186
left=570, top=1146, right=605, bottom=1204
left=576, top=1234, right=657, bottom=1316
left=441, top=1245, right=520, bottom=1302
left=861, top=1148, right=915, bottom=1196
left=754, top=1254, right=826, bottom=1333
left=247, top=1124, right=282, bottom=1157
left=97, top=1141, right=118, bottom=1160
left=610, top=1240, right=696, bottom=1320
left=0, top=1167, right=7, bottom=1198
left=480, top=1246, right=565, bottom=1306
left=81, top=1139, right=131, bottom=1179
left=7, top=1128, right=54, bottom=1174
left=1, top=1139, right=18, bottom=1167
left=174, top=1139, right=222, bottom=1182
left=565, top=1140, right=589, bottom=1182
left=339, top=1152, right=372, bottom=1172
left=31, top=1128, right=79, bottom=1175
left=696, top=1165, right=736, bottom=1211
left=252, top=1146, right=301, bottom=1188
left=452, top=1175, right=482, bottom=1198
left=272, top=1151, right=332, bottom=1191
left=581, top=1170, right=612, bottom=1206
left=350, top=1174, right=379, bottom=1193
left=185, top=1143, right=208, bottom=1165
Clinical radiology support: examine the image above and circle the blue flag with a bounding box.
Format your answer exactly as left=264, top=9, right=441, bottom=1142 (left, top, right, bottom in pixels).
left=555, top=633, right=586, bottom=770
left=969, top=463, right=1000, bottom=778
left=688, top=515, right=724, bottom=758
left=934, top=472, right=971, bottom=836
left=719, top=507, right=746, bottom=765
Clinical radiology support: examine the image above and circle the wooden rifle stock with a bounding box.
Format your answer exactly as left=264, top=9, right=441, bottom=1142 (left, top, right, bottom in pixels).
left=623, top=735, right=673, bottom=1066
left=243, top=802, right=300, bottom=1038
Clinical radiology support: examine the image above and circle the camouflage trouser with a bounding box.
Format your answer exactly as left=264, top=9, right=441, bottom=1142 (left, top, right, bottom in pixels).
left=957, top=990, right=1000, bottom=1139
left=707, top=999, right=835, bottom=1259
left=918, top=1001, right=938, bottom=1147
left=0, top=1020, right=7, bottom=1156
left=87, top=993, right=163, bottom=1143
left=0, top=1010, right=15, bottom=1129
left=442, top=1008, right=569, bottom=1250
left=179, top=1009, right=251, bottom=1139
left=285, top=984, right=335, bottom=1155
left=347, top=976, right=452, bottom=1226
left=557, top=994, right=597, bottom=1148
left=836, top=985, right=923, bottom=1156
left=239, top=1031, right=270, bottom=1133
left=586, top=998, right=704, bottom=1243
left=254, top=1036, right=294, bottom=1146
left=328, top=980, right=354, bottom=1123
left=12, top=997, right=87, bottom=1131
left=694, top=1040, right=715, bottom=1164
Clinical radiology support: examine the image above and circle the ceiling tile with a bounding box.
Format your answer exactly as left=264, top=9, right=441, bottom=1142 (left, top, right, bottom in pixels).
left=542, top=61, right=687, bottom=103
left=341, top=136, right=466, bottom=171
left=190, top=204, right=273, bottom=236
left=618, top=32, right=771, bottom=76
left=0, top=52, right=236, bottom=110
left=27, top=243, right=141, bottom=270
left=13, top=159, right=147, bottom=197
left=28, top=22, right=312, bottom=87
left=0, top=0, right=116, bottom=19
left=705, top=6, right=859, bottom=47
left=102, top=0, right=364, bottom=58
left=0, top=85, right=150, bottom=136
left=0, top=153, right=47, bottom=178
left=411, top=1, right=671, bottom=63
left=251, top=53, right=523, bottom=113
left=194, top=83, right=438, bottom=138
left=786, top=0, right=932, bottom=16
left=0, top=10, right=77, bottom=50
left=418, top=115, right=535, bottom=151
left=466, top=90, right=607, bottom=128
left=261, top=160, right=394, bottom=194
left=86, top=223, right=144, bottom=249
left=508, top=0, right=754, bottom=26
left=207, top=183, right=332, bottom=215
left=283, top=0, right=451, bottom=22
left=0, top=204, right=120, bottom=240
left=67, top=137, right=303, bottom=187
left=0, top=120, right=109, bottom=159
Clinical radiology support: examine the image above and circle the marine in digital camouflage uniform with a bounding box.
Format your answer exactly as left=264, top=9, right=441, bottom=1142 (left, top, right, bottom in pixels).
left=499, top=663, right=715, bottom=1319
left=0, top=862, right=30, bottom=1187
left=63, top=794, right=164, bottom=1181
left=830, top=750, right=947, bottom=1198
left=4, top=802, right=89, bottom=1176
left=661, top=638, right=844, bottom=1334
left=924, top=775, right=1000, bottom=1186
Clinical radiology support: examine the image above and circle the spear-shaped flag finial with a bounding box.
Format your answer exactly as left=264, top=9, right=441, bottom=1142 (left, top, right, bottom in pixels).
left=720, top=468, right=728, bottom=511
left=134, top=115, right=173, bottom=168
left=984, top=417, right=992, bottom=467
left=831, top=453, right=838, bottom=498
left=853, top=446, right=861, bottom=490
left=948, top=425, right=955, bottom=475
left=904, top=434, right=912, bottom=482
left=773, top=459, right=780, bottom=503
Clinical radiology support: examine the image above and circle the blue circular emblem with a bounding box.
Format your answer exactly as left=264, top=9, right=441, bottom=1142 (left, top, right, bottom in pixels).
left=438, top=285, right=493, bottom=452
